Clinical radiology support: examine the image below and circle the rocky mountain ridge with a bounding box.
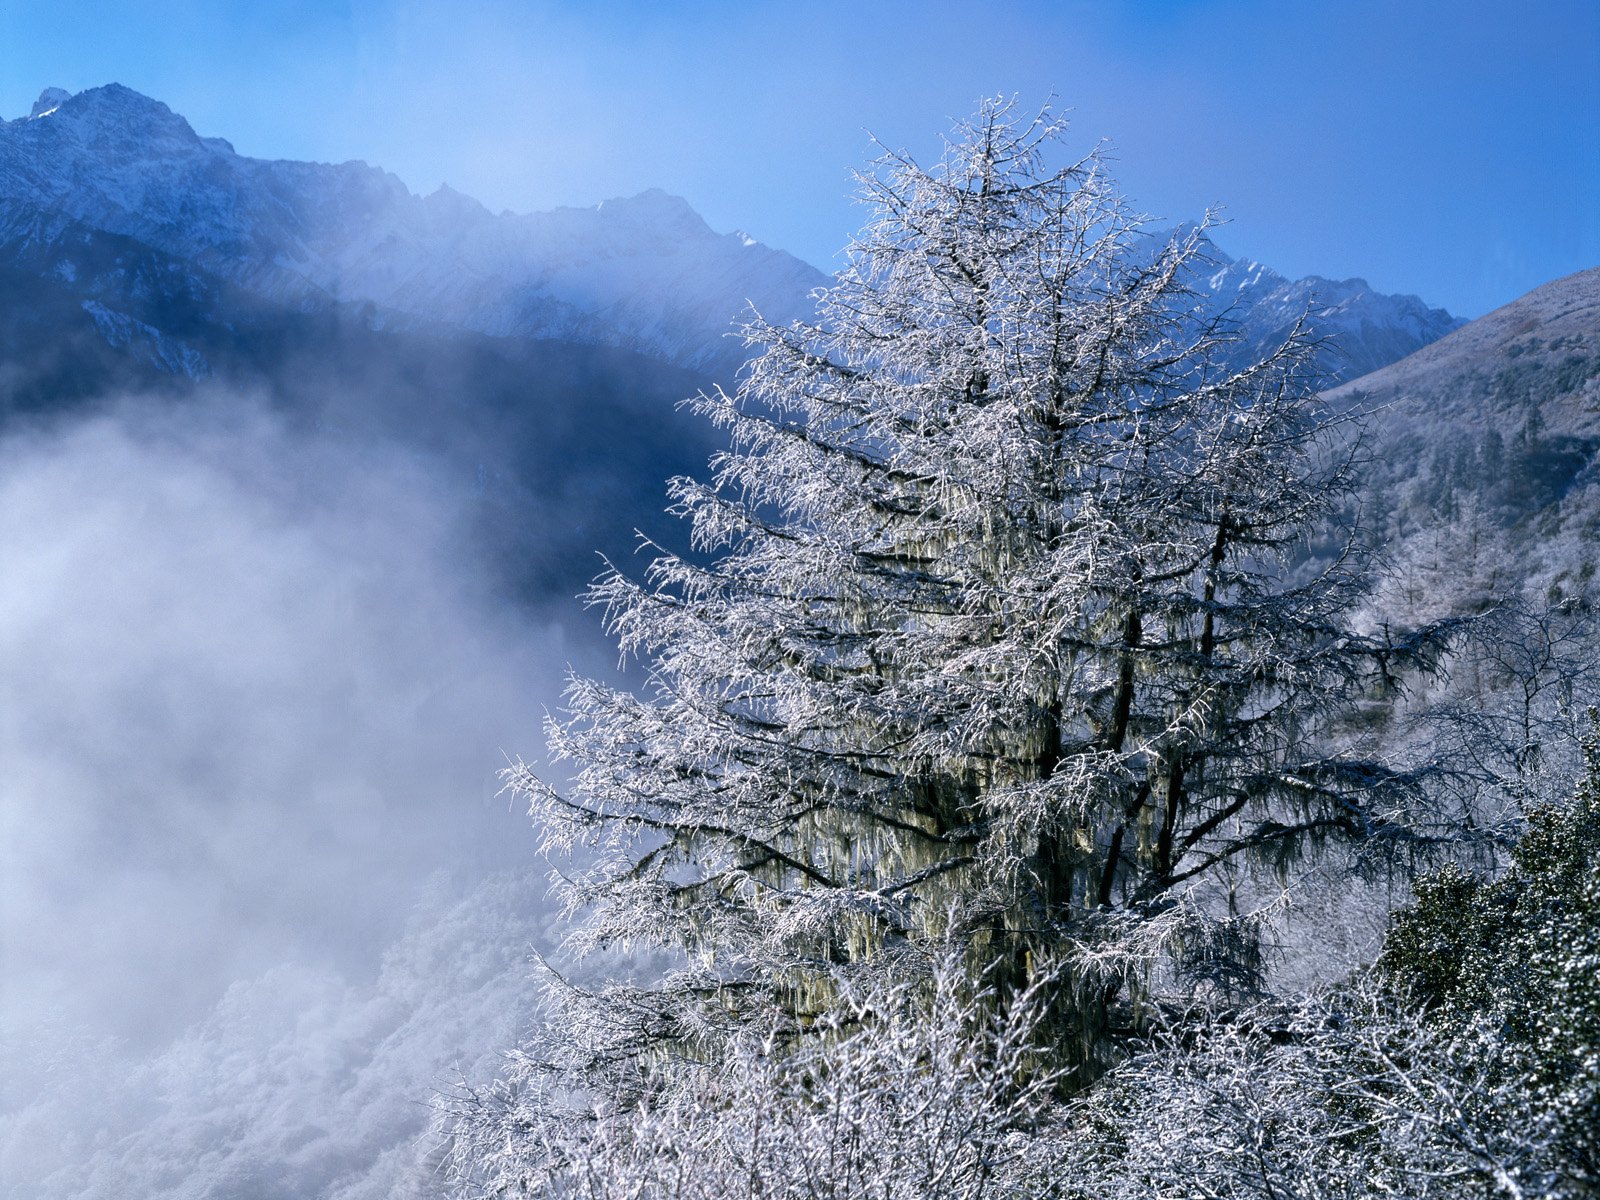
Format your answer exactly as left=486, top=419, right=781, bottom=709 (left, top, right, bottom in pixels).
left=1, top=84, right=1465, bottom=392
left=0, top=84, right=825, bottom=376
left=1184, top=225, right=1465, bottom=382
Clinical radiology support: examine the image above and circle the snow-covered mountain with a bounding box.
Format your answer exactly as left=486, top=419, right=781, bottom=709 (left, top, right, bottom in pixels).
left=1176, top=223, right=1465, bottom=383
left=2, top=84, right=1462, bottom=395
left=0, top=84, right=824, bottom=376
left=0, top=82, right=1481, bottom=603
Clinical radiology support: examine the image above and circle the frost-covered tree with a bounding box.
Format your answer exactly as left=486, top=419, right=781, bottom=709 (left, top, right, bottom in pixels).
left=1064, top=731, right=1600, bottom=1200
left=439, top=953, right=1074, bottom=1199
left=505, top=98, right=1448, bottom=1100
left=1378, top=717, right=1600, bottom=1194
left=1411, top=593, right=1600, bottom=831
left=1064, top=982, right=1567, bottom=1200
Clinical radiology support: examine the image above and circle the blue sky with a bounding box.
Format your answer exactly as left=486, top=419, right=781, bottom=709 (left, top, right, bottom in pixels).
left=3, top=0, right=1595, bottom=317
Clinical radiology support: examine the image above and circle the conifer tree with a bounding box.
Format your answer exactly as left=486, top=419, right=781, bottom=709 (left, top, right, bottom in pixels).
left=509, top=98, right=1446, bottom=1096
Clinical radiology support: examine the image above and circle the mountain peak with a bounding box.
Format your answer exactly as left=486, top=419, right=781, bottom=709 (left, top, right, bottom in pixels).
left=424, top=182, right=490, bottom=220
left=600, top=186, right=690, bottom=212
left=48, top=83, right=201, bottom=142
left=595, top=188, right=711, bottom=235
left=28, top=87, right=71, bottom=119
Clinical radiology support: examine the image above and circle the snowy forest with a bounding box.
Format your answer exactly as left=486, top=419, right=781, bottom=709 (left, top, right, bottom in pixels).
left=428, top=104, right=1599, bottom=1198
left=2, top=12, right=1598, bottom=1198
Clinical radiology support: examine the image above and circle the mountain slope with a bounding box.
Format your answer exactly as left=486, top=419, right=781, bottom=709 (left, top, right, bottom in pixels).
left=1246, top=268, right=1600, bottom=996
left=1331, top=264, right=1600, bottom=436
left=1334, top=265, right=1600, bottom=603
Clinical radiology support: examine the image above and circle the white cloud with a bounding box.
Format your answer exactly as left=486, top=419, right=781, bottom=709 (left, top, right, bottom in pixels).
left=0, top=393, right=564, bottom=1045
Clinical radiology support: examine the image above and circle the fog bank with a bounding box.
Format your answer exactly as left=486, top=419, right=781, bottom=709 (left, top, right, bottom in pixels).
left=0, top=393, right=586, bottom=1194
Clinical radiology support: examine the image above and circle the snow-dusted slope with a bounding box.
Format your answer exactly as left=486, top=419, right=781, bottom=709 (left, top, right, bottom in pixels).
left=0, top=84, right=824, bottom=374
left=1331, top=265, right=1600, bottom=600
left=1329, top=264, right=1600, bottom=435
left=1302, top=265, right=1600, bottom=713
